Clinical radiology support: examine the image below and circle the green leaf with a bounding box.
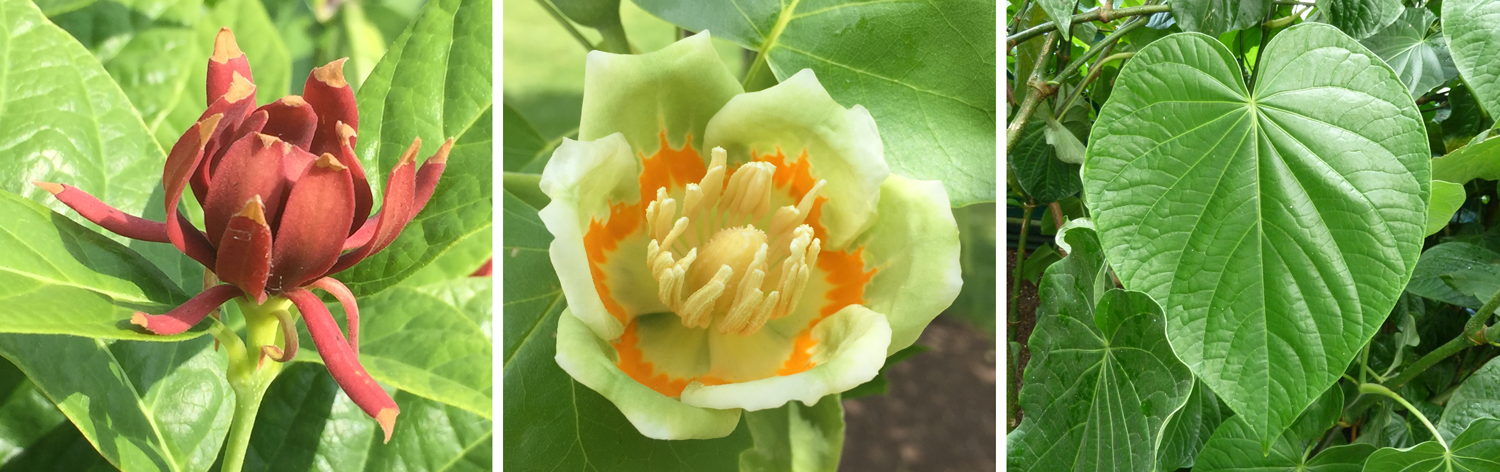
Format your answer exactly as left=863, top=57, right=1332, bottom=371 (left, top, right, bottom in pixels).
left=1316, top=0, right=1402, bottom=40
left=1007, top=226, right=1194, bottom=472
left=1431, top=134, right=1500, bottom=183
left=1011, top=121, right=1081, bottom=204
left=1440, top=82, right=1495, bottom=150
left=949, top=202, right=997, bottom=335
left=1169, top=0, right=1272, bottom=36
left=1437, top=357, right=1500, bottom=442
left=633, top=0, right=997, bottom=206
left=0, top=190, right=194, bottom=340
left=739, top=396, right=844, bottom=472
left=1363, top=418, right=1500, bottom=472
left=344, top=0, right=492, bottom=297
left=1360, top=7, right=1458, bottom=98
left=298, top=278, right=493, bottom=418
left=1192, top=418, right=1375, bottom=472
left=500, top=191, right=756, bottom=470
left=1156, top=380, right=1231, bottom=472
left=396, top=227, right=494, bottom=288
left=550, top=0, right=629, bottom=52
left=0, top=334, right=233, bottom=472
left=501, top=172, right=548, bottom=210
left=1083, top=25, right=1429, bottom=449
left=1407, top=242, right=1500, bottom=310
left=1035, top=0, right=1074, bottom=41
left=243, top=363, right=491, bottom=472
left=1425, top=180, right=1465, bottom=236
left=32, top=0, right=95, bottom=16
left=1444, top=0, right=1500, bottom=118
left=501, top=102, right=557, bottom=173
left=0, top=356, right=69, bottom=466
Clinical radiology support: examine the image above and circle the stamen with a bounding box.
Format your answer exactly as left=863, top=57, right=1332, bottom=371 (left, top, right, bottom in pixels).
left=719, top=162, right=774, bottom=226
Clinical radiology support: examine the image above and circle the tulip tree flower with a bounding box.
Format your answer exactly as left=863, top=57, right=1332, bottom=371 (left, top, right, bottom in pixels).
left=540, top=32, right=962, bottom=440
left=33, top=28, right=449, bottom=452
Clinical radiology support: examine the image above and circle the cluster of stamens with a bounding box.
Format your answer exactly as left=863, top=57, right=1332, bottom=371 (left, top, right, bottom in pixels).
left=645, top=147, right=825, bottom=335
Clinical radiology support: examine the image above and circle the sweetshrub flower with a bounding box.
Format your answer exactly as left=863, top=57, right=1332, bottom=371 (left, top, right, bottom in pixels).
left=34, top=29, right=449, bottom=441
left=540, top=33, right=962, bottom=440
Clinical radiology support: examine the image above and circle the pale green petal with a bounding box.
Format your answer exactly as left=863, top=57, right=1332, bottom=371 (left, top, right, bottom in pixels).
left=539, top=134, right=654, bottom=340
left=555, top=308, right=743, bottom=440
left=852, top=175, right=963, bottom=355
left=579, top=31, right=744, bottom=157
left=679, top=304, right=891, bottom=411
left=704, top=69, right=890, bottom=248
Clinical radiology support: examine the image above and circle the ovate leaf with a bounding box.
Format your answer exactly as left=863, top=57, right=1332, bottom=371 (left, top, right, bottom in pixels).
left=0, top=335, right=233, bottom=472
left=1431, top=132, right=1500, bottom=184
left=1316, top=0, right=1402, bottom=40
left=1363, top=418, right=1500, bottom=472
left=1360, top=7, right=1458, bottom=98
left=1192, top=418, right=1375, bottom=471
left=1443, top=0, right=1500, bottom=118
left=345, top=0, right=492, bottom=296
left=0, top=191, right=190, bottom=339
left=633, top=0, right=997, bottom=205
left=1170, top=0, right=1272, bottom=36
left=1035, top=0, right=1075, bottom=41
left=1083, top=24, right=1429, bottom=449
left=1007, top=226, right=1194, bottom=472
left=1011, top=121, right=1081, bottom=204
left=1407, top=242, right=1500, bottom=310
left=1426, top=180, right=1465, bottom=236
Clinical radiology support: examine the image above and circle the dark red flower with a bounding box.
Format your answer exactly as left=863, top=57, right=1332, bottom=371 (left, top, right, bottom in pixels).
left=35, top=28, right=449, bottom=442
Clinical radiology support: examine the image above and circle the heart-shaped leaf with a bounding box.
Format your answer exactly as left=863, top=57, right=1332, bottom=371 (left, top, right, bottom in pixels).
left=1407, top=242, right=1500, bottom=310
left=1011, top=121, right=1081, bottom=204
left=1316, top=0, right=1403, bottom=40
left=1082, top=24, right=1429, bottom=449
left=1170, top=0, right=1272, bottom=36
left=1443, top=0, right=1500, bottom=118
left=1192, top=419, right=1375, bottom=471
left=344, top=0, right=492, bottom=297
left=1156, top=380, right=1231, bottom=471
left=1007, top=225, right=1194, bottom=472
left=1360, top=7, right=1458, bottom=98
left=632, top=0, right=997, bottom=206
left=1363, top=418, right=1500, bottom=472
left=1431, top=134, right=1500, bottom=184
left=1437, top=357, right=1500, bottom=442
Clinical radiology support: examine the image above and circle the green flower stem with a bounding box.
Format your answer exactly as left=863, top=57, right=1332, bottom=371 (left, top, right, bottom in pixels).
left=1358, top=383, right=1448, bottom=450
left=1006, top=4, right=1170, bottom=47
left=594, top=21, right=633, bottom=54
left=220, top=296, right=294, bottom=472
left=1344, top=287, right=1500, bottom=423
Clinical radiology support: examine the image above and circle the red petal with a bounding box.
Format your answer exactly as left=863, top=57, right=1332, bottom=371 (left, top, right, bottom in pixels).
left=413, top=138, right=453, bottom=213
left=470, top=258, right=492, bottom=277
left=216, top=196, right=274, bottom=304
left=207, top=28, right=254, bottom=105
left=303, top=59, right=357, bottom=157
left=287, top=288, right=398, bottom=442
left=268, top=154, right=354, bottom=293
left=329, top=140, right=417, bottom=273
left=35, top=182, right=168, bottom=242
left=335, top=122, right=373, bottom=235
left=257, top=96, right=317, bottom=150
left=203, top=134, right=288, bottom=245
left=308, top=277, right=360, bottom=355
left=193, top=80, right=258, bottom=204
left=131, top=284, right=243, bottom=335
left=164, top=116, right=222, bottom=268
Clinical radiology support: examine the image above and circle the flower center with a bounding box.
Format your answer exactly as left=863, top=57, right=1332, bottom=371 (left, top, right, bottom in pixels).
left=645, top=147, right=825, bottom=336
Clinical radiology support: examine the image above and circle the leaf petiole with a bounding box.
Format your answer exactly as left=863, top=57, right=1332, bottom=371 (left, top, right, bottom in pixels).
left=1358, top=383, right=1447, bottom=450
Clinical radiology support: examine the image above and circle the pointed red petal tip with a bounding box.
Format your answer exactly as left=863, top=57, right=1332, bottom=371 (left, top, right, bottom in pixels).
left=237, top=195, right=268, bottom=225
left=279, top=95, right=308, bottom=107
left=429, top=138, right=454, bottom=165
left=376, top=408, right=399, bottom=443
left=312, top=58, right=349, bottom=88
left=211, top=28, right=244, bottom=63
left=336, top=121, right=356, bottom=140
left=33, top=181, right=64, bottom=194
left=225, top=73, right=256, bottom=103
left=130, top=312, right=149, bottom=329
left=315, top=153, right=347, bottom=171
left=397, top=138, right=421, bottom=166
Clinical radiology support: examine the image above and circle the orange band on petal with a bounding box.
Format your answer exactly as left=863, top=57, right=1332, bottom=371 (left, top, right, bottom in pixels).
left=584, top=202, right=639, bottom=325
left=613, top=322, right=689, bottom=397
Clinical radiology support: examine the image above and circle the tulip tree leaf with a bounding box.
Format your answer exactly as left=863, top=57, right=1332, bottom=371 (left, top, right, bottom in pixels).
left=501, top=102, right=558, bottom=173
left=344, top=0, right=493, bottom=297
left=1192, top=418, right=1375, bottom=472
left=1407, top=242, right=1500, bottom=314
left=296, top=277, right=493, bottom=418
left=1437, top=358, right=1500, bottom=442
left=1011, top=121, right=1082, bottom=204
left=1083, top=24, right=1430, bottom=449
left=1007, top=226, right=1194, bottom=472
left=1363, top=418, right=1500, bottom=472
left=500, top=191, right=757, bottom=470
left=0, top=191, right=197, bottom=340
left=1360, top=7, right=1458, bottom=98
left=1170, top=0, right=1272, bottom=36
left=739, top=396, right=844, bottom=472
left=0, top=334, right=234, bottom=472
left=1156, top=380, right=1231, bottom=472
left=1432, top=135, right=1500, bottom=184
left=242, top=363, right=491, bottom=472
left=1316, top=0, right=1403, bottom=40
left=632, top=0, right=997, bottom=206
left=1426, top=180, right=1465, bottom=236
left=1444, top=0, right=1500, bottom=118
